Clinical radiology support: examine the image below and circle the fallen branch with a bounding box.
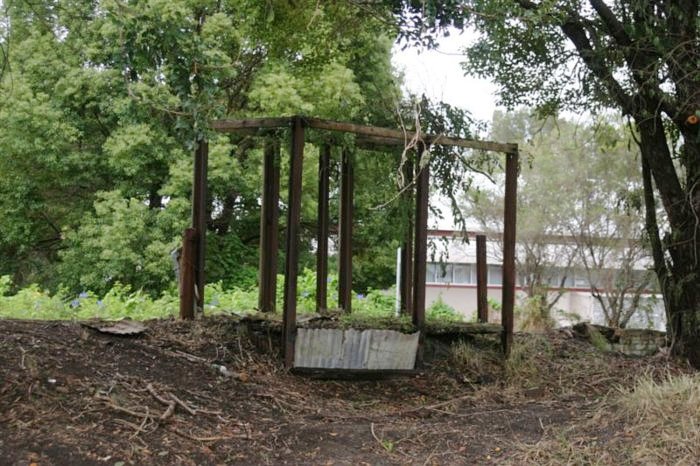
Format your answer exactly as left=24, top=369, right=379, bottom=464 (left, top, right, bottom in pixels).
left=96, top=395, right=153, bottom=421
left=170, top=428, right=250, bottom=442
left=146, top=384, right=172, bottom=407
left=397, top=392, right=474, bottom=415
left=160, top=348, right=208, bottom=363
left=19, top=346, right=26, bottom=370
left=168, top=392, right=197, bottom=416
left=130, top=407, right=151, bottom=440
left=146, top=383, right=177, bottom=421
left=159, top=400, right=176, bottom=421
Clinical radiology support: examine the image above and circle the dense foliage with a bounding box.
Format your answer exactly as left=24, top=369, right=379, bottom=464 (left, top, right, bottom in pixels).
left=0, top=0, right=420, bottom=297
left=0, top=270, right=461, bottom=323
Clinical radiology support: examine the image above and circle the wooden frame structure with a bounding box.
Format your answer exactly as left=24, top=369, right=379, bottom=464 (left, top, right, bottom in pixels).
left=180, top=116, right=519, bottom=366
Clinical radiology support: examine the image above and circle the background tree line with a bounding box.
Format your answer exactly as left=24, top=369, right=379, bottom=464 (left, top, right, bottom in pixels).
left=0, top=0, right=421, bottom=297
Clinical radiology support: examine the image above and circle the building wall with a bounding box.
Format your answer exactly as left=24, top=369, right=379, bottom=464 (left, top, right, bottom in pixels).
left=421, top=232, right=665, bottom=330
left=425, top=284, right=666, bottom=331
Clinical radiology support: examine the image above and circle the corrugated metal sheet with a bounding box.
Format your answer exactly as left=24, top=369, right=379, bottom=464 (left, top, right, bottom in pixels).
left=294, top=328, right=419, bottom=370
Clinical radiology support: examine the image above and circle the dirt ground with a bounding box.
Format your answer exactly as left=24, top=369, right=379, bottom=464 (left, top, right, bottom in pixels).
left=0, top=317, right=688, bottom=465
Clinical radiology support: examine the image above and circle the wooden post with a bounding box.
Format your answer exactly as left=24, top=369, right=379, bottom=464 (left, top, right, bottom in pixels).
left=412, top=143, right=429, bottom=331
left=338, top=148, right=353, bottom=313
left=179, top=228, right=197, bottom=320
left=192, top=140, right=208, bottom=313
left=501, top=150, right=518, bottom=356
left=476, top=234, right=488, bottom=323
left=258, top=139, right=280, bottom=313
left=283, top=117, right=305, bottom=368
left=400, top=158, right=414, bottom=316
left=316, top=144, right=331, bottom=312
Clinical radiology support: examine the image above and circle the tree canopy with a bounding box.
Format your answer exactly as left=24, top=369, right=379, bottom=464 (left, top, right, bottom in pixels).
left=0, top=0, right=414, bottom=295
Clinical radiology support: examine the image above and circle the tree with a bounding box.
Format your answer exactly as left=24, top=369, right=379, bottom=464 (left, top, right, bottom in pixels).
left=563, top=120, right=656, bottom=328
left=387, top=0, right=700, bottom=365
left=0, top=0, right=406, bottom=295
left=465, top=116, right=580, bottom=321
left=464, top=109, right=654, bottom=328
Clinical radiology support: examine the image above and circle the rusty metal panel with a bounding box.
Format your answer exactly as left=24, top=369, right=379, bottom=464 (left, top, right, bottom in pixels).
left=294, top=328, right=420, bottom=370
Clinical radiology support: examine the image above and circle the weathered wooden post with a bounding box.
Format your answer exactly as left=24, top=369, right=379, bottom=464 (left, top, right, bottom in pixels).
left=179, top=228, right=197, bottom=320
left=412, top=142, right=429, bottom=332
left=192, top=140, right=208, bottom=313
left=400, top=158, right=414, bottom=316
left=283, top=116, right=305, bottom=368
left=258, top=139, right=280, bottom=313
left=501, top=149, right=518, bottom=356
left=338, top=148, right=354, bottom=313
left=316, top=144, right=331, bottom=312
left=476, top=234, right=488, bottom=323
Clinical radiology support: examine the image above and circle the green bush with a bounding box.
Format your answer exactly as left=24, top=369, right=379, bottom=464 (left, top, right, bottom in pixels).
left=427, top=297, right=463, bottom=322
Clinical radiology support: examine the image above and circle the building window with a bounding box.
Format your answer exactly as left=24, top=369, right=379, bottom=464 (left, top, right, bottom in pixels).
left=426, top=263, right=438, bottom=283
left=488, top=265, right=502, bottom=285
left=435, top=264, right=454, bottom=283
left=453, top=264, right=472, bottom=284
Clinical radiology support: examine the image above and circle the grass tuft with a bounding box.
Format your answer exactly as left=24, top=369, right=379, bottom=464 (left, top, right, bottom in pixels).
left=613, top=373, right=700, bottom=464
left=514, top=372, right=700, bottom=465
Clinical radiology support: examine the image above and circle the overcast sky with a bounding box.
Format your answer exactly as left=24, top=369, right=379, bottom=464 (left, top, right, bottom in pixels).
left=391, top=32, right=504, bottom=231
left=391, top=32, right=500, bottom=124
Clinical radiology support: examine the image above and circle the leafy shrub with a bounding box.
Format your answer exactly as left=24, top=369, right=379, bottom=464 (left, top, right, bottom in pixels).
left=1, top=270, right=468, bottom=326
left=427, top=297, right=463, bottom=322
left=516, top=296, right=555, bottom=331
left=204, top=281, right=257, bottom=314
left=0, top=275, right=12, bottom=296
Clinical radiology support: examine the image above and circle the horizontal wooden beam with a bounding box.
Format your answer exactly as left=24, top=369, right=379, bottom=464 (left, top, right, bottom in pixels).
left=210, top=116, right=517, bottom=154
left=304, top=117, right=517, bottom=153
left=210, top=118, right=290, bottom=132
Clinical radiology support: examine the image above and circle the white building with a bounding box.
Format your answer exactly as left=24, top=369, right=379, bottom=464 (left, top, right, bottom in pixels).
left=424, top=230, right=666, bottom=331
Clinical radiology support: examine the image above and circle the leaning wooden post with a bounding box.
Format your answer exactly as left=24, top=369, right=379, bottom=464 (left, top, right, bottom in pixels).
left=412, top=142, right=429, bottom=333
left=179, top=228, right=197, bottom=320
left=476, top=234, right=488, bottom=323
left=192, top=140, right=209, bottom=313
left=258, top=138, right=280, bottom=313
left=316, top=144, right=331, bottom=312
left=338, top=148, right=354, bottom=313
left=501, top=149, right=519, bottom=357
left=283, top=117, right=305, bottom=368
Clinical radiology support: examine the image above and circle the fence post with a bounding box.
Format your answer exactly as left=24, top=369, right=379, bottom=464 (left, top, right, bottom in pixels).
left=477, top=234, right=488, bottom=323
left=501, top=150, right=518, bottom=356
left=179, top=228, right=197, bottom=320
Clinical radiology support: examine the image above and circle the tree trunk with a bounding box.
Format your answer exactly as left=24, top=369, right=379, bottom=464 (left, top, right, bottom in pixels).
left=638, top=114, right=700, bottom=367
